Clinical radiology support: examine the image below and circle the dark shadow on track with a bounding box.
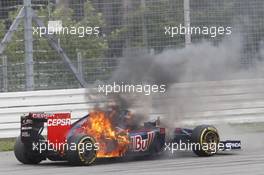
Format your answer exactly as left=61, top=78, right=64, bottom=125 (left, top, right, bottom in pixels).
left=30, top=150, right=240, bottom=167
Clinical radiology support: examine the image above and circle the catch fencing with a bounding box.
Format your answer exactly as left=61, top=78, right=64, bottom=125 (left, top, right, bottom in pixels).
left=0, top=0, right=263, bottom=92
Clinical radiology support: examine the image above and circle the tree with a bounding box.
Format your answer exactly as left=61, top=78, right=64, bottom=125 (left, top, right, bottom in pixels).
left=0, top=9, right=25, bottom=64
left=109, top=0, right=185, bottom=54
left=34, top=1, right=108, bottom=62
left=0, top=1, right=109, bottom=91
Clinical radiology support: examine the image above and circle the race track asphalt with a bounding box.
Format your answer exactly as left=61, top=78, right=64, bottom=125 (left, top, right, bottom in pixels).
left=1, top=131, right=263, bottom=175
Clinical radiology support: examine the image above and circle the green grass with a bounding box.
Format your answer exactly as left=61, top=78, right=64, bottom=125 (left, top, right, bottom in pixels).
left=0, top=138, right=15, bottom=152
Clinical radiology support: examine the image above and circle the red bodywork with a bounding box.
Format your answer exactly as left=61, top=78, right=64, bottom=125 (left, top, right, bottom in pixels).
left=46, top=113, right=72, bottom=150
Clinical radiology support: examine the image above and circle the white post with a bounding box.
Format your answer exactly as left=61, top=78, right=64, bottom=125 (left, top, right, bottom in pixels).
left=184, top=0, right=191, bottom=45
left=141, top=0, right=148, bottom=50
left=2, top=56, right=8, bottom=92
left=77, top=52, right=83, bottom=80
left=123, top=0, right=132, bottom=56
left=24, top=0, right=34, bottom=91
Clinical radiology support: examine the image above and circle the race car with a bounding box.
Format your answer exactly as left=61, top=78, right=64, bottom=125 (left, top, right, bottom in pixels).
left=14, top=111, right=241, bottom=165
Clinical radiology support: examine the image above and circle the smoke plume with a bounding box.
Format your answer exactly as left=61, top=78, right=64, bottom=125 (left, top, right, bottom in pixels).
left=105, top=34, right=264, bottom=128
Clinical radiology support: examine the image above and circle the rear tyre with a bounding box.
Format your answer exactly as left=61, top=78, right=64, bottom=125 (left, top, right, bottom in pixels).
left=66, top=135, right=97, bottom=166
left=14, top=136, right=45, bottom=164
left=191, top=125, right=220, bottom=157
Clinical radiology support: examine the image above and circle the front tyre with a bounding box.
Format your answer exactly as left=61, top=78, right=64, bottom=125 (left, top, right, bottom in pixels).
left=191, top=125, right=220, bottom=157
left=14, top=136, right=45, bottom=164
left=66, top=135, right=97, bottom=166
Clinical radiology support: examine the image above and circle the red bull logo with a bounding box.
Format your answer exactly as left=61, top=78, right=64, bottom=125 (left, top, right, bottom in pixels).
left=130, top=131, right=155, bottom=152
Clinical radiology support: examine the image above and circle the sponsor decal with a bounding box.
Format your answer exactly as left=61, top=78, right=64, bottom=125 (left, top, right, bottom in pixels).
left=130, top=131, right=155, bottom=152
left=31, top=113, right=52, bottom=119
left=47, top=118, right=71, bottom=126
left=225, top=142, right=241, bottom=149
left=21, top=127, right=33, bottom=130
left=22, top=119, right=32, bottom=126
left=21, top=131, right=30, bottom=137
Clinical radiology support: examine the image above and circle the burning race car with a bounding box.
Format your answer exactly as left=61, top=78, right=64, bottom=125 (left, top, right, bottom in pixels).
left=14, top=110, right=241, bottom=165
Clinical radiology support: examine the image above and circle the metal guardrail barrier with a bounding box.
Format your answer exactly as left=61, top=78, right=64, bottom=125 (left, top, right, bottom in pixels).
left=1, top=79, right=264, bottom=138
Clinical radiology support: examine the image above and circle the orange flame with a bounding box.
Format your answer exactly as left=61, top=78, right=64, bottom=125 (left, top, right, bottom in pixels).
left=81, top=111, right=129, bottom=158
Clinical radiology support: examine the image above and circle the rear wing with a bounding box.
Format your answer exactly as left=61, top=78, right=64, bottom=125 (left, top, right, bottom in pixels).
left=20, top=113, right=71, bottom=144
